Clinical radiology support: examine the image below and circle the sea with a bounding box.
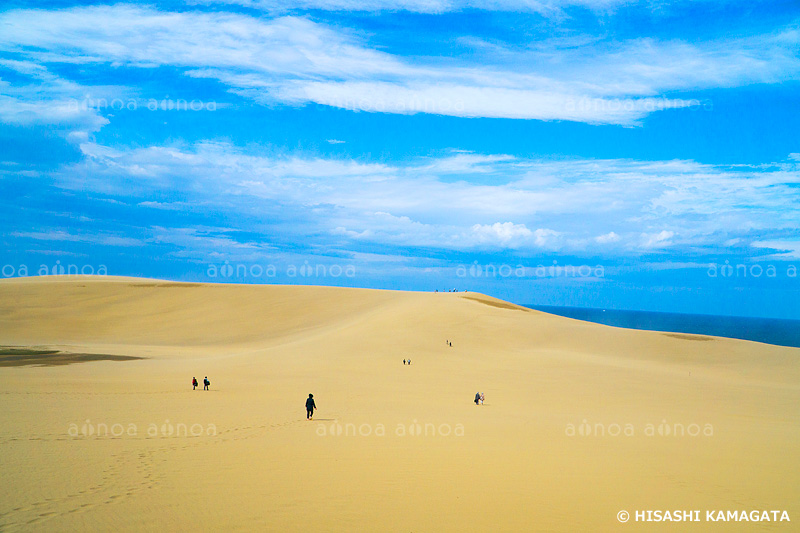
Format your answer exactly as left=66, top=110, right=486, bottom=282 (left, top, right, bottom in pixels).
left=524, top=305, right=800, bottom=349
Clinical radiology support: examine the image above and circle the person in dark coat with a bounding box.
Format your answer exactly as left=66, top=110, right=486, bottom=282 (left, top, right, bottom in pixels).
left=306, top=393, right=316, bottom=420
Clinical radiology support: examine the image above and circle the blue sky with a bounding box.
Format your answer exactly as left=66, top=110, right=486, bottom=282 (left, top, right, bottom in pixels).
left=1, top=0, right=799, bottom=318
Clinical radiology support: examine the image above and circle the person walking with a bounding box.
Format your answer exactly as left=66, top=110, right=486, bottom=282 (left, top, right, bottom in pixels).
left=475, top=392, right=480, bottom=405
left=203, top=376, right=210, bottom=390
left=306, top=393, right=316, bottom=420
left=403, top=359, right=407, bottom=365
left=192, top=377, right=198, bottom=390
left=480, top=392, right=485, bottom=405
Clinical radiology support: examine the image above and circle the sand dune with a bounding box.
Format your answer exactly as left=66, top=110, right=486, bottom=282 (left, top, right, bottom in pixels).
left=1, top=276, right=798, bottom=531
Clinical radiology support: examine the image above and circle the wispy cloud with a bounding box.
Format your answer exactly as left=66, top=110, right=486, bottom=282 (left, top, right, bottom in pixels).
left=1, top=5, right=797, bottom=125
left=187, top=0, right=674, bottom=15
left=11, top=230, right=143, bottom=247
left=0, top=59, right=111, bottom=139
left=751, top=240, right=800, bottom=259
left=35, top=140, right=799, bottom=256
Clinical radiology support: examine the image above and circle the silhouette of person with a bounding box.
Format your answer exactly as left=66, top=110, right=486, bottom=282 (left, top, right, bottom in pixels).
left=403, top=359, right=407, bottom=365
left=475, top=392, right=480, bottom=405
left=203, top=377, right=209, bottom=390
left=192, top=377, right=198, bottom=390
left=306, top=393, right=316, bottom=420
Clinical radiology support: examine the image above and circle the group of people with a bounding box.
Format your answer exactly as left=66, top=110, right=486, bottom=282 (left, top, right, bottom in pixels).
left=192, top=368, right=482, bottom=421
left=192, top=376, right=210, bottom=390
left=403, top=359, right=412, bottom=365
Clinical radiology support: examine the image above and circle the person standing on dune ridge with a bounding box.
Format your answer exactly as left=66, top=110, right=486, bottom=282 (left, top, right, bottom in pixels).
left=306, top=393, right=316, bottom=420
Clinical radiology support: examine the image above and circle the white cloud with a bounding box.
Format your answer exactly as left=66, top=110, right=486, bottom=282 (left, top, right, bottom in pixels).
left=532, top=228, right=561, bottom=247
left=641, top=230, right=674, bottom=248
left=326, top=139, right=346, bottom=144
left=272, top=79, right=692, bottom=123
left=471, top=222, right=533, bottom=245
left=11, top=230, right=142, bottom=247
left=150, top=226, right=268, bottom=255
left=595, top=231, right=620, bottom=244
left=40, top=140, right=800, bottom=254
left=0, top=9, right=407, bottom=78
left=188, top=0, right=657, bottom=15
left=0, top=5, right=797, bottom=125
left=138, top=201, right=198, bottom=210
left=418, top=153, right=516, bottom=174
left=0, top=60, right=110, bottom=136
left=751, top=240, right=800, bottom=259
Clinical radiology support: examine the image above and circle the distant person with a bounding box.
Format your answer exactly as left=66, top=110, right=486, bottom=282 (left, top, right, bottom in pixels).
left=192, top=377, right=198, bottom=390
left=480, top=392, right=485, bottom=405
left=408, top=359, right=411, bottom=365
left=403, top=359, right=407, bottom=365
left=306, top=393, right=316, bottom=420
left=475, top=392, right=480, bottom=405
left=203, top=376, right=210, bottom=390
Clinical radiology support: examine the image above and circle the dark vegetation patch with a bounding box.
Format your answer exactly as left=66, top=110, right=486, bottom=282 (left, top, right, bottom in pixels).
left=0, top=347, right=144, bottom=367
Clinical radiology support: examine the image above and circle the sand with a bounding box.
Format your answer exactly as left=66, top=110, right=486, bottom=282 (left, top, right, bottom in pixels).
left=0, top=275, right=798, bottom=531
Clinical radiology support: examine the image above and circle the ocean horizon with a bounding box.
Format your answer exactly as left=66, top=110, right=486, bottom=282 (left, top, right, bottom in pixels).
left=525, top=305, right=800, bottom=349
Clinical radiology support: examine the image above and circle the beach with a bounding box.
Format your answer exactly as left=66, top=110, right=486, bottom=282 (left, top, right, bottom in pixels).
left=1, top=276, right=798, bottom=531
